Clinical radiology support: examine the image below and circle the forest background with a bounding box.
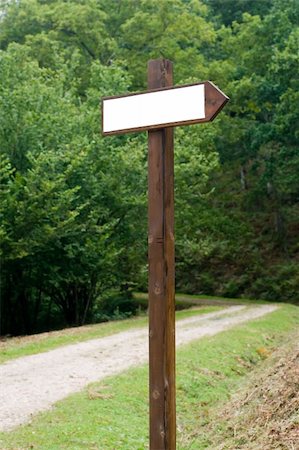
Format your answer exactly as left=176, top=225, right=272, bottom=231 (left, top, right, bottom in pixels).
left=0, top=0, right=298, bottom=336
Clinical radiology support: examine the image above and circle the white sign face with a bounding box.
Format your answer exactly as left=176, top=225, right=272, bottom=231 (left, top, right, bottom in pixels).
left=102, top=84, right=205, bottom=135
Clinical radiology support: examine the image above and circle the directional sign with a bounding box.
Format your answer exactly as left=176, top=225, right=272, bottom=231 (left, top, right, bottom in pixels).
left=102, top=59, right=229, bottom=450
left=102, top=81, right=229, bottom=135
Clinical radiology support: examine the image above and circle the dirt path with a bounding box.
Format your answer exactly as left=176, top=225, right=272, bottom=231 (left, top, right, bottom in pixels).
left=0, top=304, right=277, bottom=432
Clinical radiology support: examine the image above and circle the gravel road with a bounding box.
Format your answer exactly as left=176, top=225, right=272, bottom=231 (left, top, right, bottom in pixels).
left=0, top=304, right=277, bottom=431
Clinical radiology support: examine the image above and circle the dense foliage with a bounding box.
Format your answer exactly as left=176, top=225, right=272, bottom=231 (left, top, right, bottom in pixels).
left=0, top=0, right=298, bottom=335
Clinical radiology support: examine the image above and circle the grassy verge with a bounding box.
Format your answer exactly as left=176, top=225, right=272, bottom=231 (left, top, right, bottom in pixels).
left=176, top=293, right=270, bottom=306
left=0, top=303, right=298, bottom=449
left=205, top=329, right=299, bottom=449
left=0, top=305, right=222, bottom=364
left=176, top=304, right=299, bottom=449
left=136, top=292, right=271, bottom=307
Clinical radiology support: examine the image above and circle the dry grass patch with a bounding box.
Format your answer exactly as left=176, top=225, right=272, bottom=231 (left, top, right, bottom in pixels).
left=211, top=330, right=299, bottom=449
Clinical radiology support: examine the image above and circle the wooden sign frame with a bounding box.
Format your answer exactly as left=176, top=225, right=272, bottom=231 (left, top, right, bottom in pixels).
left=102, top=81, right=228, bottom=136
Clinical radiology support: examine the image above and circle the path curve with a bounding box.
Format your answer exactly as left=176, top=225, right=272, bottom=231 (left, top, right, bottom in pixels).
left=0, top=304, right=277, bottom=431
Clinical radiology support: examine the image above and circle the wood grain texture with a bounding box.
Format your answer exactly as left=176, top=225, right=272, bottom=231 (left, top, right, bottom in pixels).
left=148, top=59, right=176, bottom=450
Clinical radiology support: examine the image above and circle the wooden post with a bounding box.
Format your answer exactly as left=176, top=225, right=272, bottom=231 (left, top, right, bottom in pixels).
left=102, top=58, right=228, bottom=450
left=148, top=59, right=176, bottom=450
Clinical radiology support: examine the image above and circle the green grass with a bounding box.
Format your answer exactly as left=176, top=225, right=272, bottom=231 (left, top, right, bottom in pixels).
left=173, top=292, right=270, bottom=305
left=0, top=305, right=222, bottom=364
left=136, top=292, right=271, bottom=307
left=0, top=303, right=298, bottom=449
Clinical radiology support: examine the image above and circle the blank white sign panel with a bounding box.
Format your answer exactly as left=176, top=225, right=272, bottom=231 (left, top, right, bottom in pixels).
left=103, top=84, right=205, bottom=134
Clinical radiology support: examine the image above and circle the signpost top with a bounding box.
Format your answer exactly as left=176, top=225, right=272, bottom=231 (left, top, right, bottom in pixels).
left=102, top=80, right=229, bottom=136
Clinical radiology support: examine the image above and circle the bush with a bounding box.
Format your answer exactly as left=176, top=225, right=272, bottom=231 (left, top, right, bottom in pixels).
left=248, top=264, right=299, bottom=303
left=93, top=291, right=140, bottom=323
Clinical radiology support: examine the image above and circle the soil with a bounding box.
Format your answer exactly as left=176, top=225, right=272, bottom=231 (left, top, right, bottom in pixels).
left=0, top=304, right=277, bottom=432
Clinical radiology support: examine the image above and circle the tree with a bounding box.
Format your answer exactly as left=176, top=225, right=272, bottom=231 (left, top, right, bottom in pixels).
left=0, top=43, right=146, bottom=333
left=1, top=0, right=298, bottom=337
left=203, top=0, right=272, bottom=26
left=0, top=0, right=117, bottom=96
left=198, top=0, right=299, bottom=299
left=99, top=0, right=216, bottom=88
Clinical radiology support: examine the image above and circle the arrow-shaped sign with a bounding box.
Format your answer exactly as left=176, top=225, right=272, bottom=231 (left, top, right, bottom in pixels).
left=102, top=81, right=229, bottom=135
